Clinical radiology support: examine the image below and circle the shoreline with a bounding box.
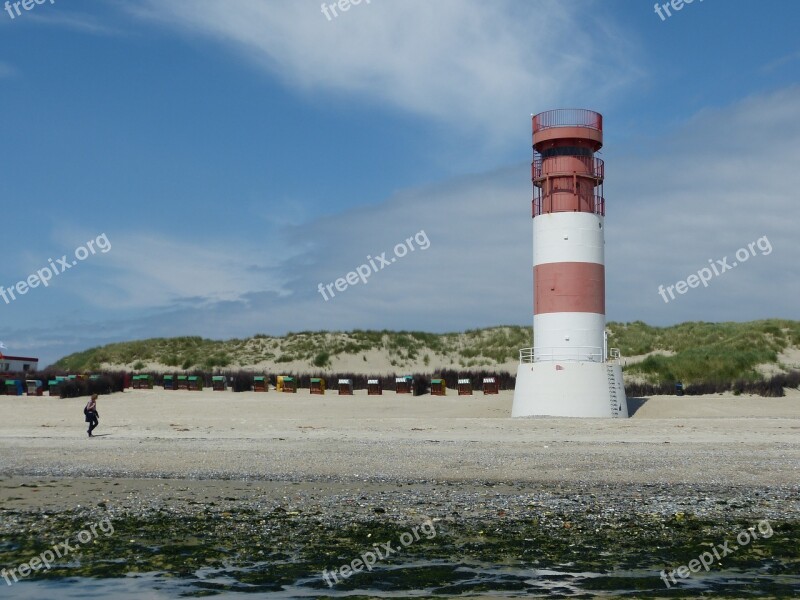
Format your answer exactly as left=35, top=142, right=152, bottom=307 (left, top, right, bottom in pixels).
left=2, top=475, right=798, bottom=521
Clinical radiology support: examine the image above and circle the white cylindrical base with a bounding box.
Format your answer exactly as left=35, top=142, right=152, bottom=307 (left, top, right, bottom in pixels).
left=533, top=212, right=604, bottom=266
left=512, top=361, right=628, bottom=418
left=534, top=312, right=606, bottom=362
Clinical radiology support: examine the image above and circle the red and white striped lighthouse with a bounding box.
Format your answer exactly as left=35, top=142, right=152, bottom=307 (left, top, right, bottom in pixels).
left=512, top=109, right=628, bottom=418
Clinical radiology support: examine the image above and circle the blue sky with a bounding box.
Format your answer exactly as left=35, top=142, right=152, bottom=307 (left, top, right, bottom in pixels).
left=1, top=0, right=799, bottom=365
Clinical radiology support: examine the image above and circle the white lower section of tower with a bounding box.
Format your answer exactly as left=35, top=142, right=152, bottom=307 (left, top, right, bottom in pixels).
left=533, top=312, right=606, bottom=362
left=512, top=361, right=628, bottom=418
left=533, top=211, right=604, bottom=265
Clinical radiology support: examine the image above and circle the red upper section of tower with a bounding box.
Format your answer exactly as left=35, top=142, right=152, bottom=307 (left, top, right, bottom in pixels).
left=531, top=109, right=605, bottom=217
left=532, top=108, right=603, bottom=134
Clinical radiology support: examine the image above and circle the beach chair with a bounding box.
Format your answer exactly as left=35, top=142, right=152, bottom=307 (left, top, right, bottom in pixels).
left=188, top=376, right=203, bottom=391
left=254, top=376, right=268, bottom=392
left=431, top=378, right=446, bottom=396
left=5, top=380, right=24, bottom=396
left=163, top=375, right=176, bottom=390
left=26, top=380, right=44, bottom=396
left=483, top=377, right=499, bottom=395
left=212, top=376, right=227, bottom=391
left=367, top=379, right=382, bottom=395
left=281, top=376, right=297, bottom=393
left=395, top=376, right=412, bottom=394
left=310, top=377, right=326, bottom=395
left=136, top=374, right=154, bottom=389
left=457, top=378, right=472, bottom=396
left=338, top=379, right=353, bottom=395
left=177, top=375, right=189, bottom=390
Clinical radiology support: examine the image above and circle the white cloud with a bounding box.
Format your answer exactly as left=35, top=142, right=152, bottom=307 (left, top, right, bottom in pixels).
left=127, top=0, right=642, bottom=143
left=59, top=233, right=288, bottom=310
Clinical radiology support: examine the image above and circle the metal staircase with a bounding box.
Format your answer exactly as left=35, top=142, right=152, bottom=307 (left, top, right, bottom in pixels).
left=606, top=364, right=624, bottom=418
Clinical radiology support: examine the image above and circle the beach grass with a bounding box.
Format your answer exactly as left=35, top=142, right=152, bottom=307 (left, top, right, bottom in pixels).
left=52, top=320, right=800, bottom=386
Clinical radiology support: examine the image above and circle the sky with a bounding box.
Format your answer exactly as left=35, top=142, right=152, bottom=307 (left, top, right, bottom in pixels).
left=1, top=0, right=799, bottom=366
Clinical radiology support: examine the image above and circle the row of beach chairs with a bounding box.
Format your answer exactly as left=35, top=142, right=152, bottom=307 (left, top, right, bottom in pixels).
left=6, top=375, right=502, bottom=396
left=154, top=375, right=500, bottom=395
left=3, top=375, right=104, bottom=396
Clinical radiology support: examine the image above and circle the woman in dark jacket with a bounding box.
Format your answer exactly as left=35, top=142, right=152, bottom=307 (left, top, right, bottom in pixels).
left=84, top=394, right=99, bottom=437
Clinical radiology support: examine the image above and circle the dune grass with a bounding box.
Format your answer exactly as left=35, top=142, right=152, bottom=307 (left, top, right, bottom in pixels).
left=52, top=321, right=800, bottom=385
left=608, top=319, right=799, bottom=383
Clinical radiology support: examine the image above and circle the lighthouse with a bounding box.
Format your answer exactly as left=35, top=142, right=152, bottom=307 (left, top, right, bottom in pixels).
left=512, top=109, right=628, bottom=418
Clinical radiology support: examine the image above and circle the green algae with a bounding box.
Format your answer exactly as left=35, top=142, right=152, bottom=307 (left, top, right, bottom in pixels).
left=1, top=509, right=799, bottom=597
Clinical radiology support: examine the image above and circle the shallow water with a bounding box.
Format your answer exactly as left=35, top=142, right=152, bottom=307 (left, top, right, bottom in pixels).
left=3, top=481, right=800, bottom=599
left=7, top=560, right=800, bottom=598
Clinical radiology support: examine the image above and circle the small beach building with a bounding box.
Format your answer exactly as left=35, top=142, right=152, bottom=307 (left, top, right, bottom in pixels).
left=0, top=355, right=38, bottom=373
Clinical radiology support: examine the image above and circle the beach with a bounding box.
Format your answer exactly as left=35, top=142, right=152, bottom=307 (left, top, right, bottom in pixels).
left=1, top=389, right=799, bottom=597
left=1, top=389, right=799, bottom=484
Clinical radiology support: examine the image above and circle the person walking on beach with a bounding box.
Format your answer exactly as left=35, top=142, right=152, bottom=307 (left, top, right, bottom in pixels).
left=84, top=394, right=99, bottom=437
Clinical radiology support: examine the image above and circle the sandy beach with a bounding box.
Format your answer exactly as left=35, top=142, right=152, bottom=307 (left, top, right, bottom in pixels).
left=2, top=389, right=799, bottom=598
left=1, top=388, right=799, bottom=485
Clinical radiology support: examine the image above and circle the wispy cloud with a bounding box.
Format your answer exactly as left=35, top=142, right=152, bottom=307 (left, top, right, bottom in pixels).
left=126, top=0, right=643, bottom=144
left=761, top=50, right=800, bottom=73
left=25, top=10, right=119, bottom=35
left=80, top=233, right=287, bottom=310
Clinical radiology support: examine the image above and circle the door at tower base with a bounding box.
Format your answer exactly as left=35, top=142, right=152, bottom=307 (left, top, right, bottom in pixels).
left=512, top=361, right=629, bottom=418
